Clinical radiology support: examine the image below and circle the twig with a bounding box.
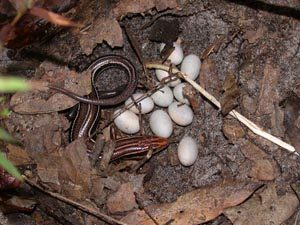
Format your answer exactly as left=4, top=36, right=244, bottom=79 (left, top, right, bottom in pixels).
left=23, top=176, right=129, bottom=225
left=145, top=62, right=297, bottom=155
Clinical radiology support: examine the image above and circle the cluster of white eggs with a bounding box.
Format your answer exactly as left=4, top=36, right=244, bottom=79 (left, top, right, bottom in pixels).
left=114, top=42, right=200, bottom=166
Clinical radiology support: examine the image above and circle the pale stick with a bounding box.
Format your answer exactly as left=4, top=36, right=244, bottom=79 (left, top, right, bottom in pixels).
left=146, top=62, right=297, bottom=155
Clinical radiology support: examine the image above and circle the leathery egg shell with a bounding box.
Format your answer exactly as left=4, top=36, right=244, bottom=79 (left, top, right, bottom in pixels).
left=180, top=54, right=201, bottom=80
left=125, top=93, right=154, bottom=114
left=149, top=110, right=173, bottom=138
left=151, top=85, right=174, bottom=107
left=114, top=109, right=140, bottom=134
left=168, top=101, right=193, bottom=126
left=155, top=69, right=181, bottom=87
left=160, top=42, right=184, bottom=65
left=173, top=83, right=190, bottom=105
left=177, top=136, right=198, bottom=166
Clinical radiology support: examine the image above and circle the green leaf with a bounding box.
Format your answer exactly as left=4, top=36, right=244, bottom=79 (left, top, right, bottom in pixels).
left=0, top=76, right=30, bottom=93
left=0, top=108, right=11, bottom=118
left=0, top=152, right=23, bottom=181
left=0, top=128, right=18, bottom=144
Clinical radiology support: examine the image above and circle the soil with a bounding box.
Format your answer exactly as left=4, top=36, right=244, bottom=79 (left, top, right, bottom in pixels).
left=0, top=0, right=300, bottom=224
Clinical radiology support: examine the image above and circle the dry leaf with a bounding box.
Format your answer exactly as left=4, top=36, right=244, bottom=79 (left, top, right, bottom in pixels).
left=220, top=71, right=240, bottom=115
left=107, top=182, right=137, bottom=213
left=257, top=62, right=280, bottom=115
left=112, top=0, right=178, bottom=19
left=0, top=195, right=36, bottom=214
left=243, top=26, right=267, bottom=44
left=59, top=139, right=92, bottom=201
left=122, top=180, right=261, bottom=225
left=224, top=184, right=299, bottom=225
left=199, top=59, right=222, bottom=98
left=7, top=144, right=31, bottom=166
left=281, top=93, right=300, bottom=153
left=10, top=61, right=91, bottom=114
left=29, top=7, right=81, bottom=27
left=79, top=18, right=123, bottom=55
left=222, top=119, right=245, bottom=143
left=35, top=153, right=62, bottom=192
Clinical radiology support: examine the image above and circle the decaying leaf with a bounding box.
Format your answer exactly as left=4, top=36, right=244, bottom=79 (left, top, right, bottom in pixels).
left=0, top=195, right=36, bottom=214
left=220, top=71, right=240, bottom=115
left=243, top=26, right=267, bottom=44
left=199, top=59, right=221, bottom=98
left=281, top=93, right=300, bottom=154
left=224, top=184, right=299, bottom=225
left=112, top=0, right=178, bottom=19
left=35, top=153, right=62, bottom=192
left=107, top=182, right=137, bottom=213
left=240, top=140, right=278, bottom=181
left=10, top=61, right=91, bottom=113
left=79, top=18, right=123, bottom=55
left=7, top=144, right=31, bottom=166
left=257, top=62, right=280, bottom=115
left=59, top=139, right=93, bottom=201
left=121, top=180, right=261, bottom=225
left=222, top=119, right=245, bottom=143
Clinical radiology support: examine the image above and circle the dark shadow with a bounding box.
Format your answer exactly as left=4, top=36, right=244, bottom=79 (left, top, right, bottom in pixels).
left=225, top=0, right=300, bottom=20
left=20, top=48, right=69, bottom=66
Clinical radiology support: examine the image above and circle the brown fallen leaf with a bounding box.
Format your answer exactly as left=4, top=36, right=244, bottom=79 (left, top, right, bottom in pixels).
left=121, top=180, right=261, bottom=225
left=35, top=153, right=62, bottom=192
left=281, top=93, right=300, bottom=153
left=112, top=0, right=178, bottom=19
left=10, top=61, right=91, bottom=114
left=59, top=139, right=93, bottom=201
left=240, top=140, right=278, bottom=181
left=257, top=62, right=280, bottom=115
left=243, top=26, right=267, bottom=44
left=222, top=119, right=245, bottom=143
left=79, top=18, right=123, bottom=55
left=6, top=144, right=31, bottom=166
left=107, top=182, right=137, bottom=213
left=199, top=59, right=222, bottom=98
left=220, top=71, right=240, bottom=115
left=248, top=159, right=276, bottom=181
left=0, top=195, right=36, bottom=214
left=224, top=184, right=299, bottom=225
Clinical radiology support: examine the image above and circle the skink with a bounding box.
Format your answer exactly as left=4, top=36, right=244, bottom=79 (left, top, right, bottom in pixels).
left=49, top=55, right=137, bottom=142
left=50, top=55, right=169, bottom=159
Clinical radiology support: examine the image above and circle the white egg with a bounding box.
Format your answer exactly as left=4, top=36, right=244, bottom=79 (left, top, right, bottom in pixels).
left=173, top=83, right=190, bottom=105
left=149, top=110, right=173, bottom=138
left=125, top=93, right=154, bottom=114
left=168, top=101, right=193, bottom=126
left=177, top=136, right=198, bottom=166
left=155, top=69, right=181, bottom=87
left=160, top=42, right=184, bottom=65
left=181, top=54, right=201, bottom=80
left=151, top=85, right=174, bottom=107
left=114, top=109, right=140, bottom=134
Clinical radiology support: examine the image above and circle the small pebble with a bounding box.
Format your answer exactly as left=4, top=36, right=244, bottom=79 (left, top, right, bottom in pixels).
left=181, top=54, right=201, bottom=80
left=160, top=42, right=184, bottom=65
left=168, top=101, right=193, bottom=126
left=151, top=86, right=174, bottom=107
left=177, top=136, right=198, bottom=166
left=114, top=109, right=140, bottom=134
left=125, top=93, right=154, bottom=114
left=173, top=83, right=190, bottom=105
left=149, top=110, right=173, bottom=138
left=155, top=69, right=181, bottom=87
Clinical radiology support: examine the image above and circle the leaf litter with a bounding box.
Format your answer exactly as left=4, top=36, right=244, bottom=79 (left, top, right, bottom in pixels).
left=1, top=0, right=300, bottom=224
